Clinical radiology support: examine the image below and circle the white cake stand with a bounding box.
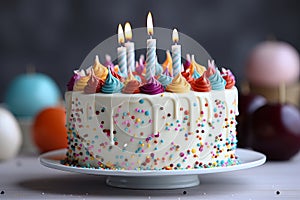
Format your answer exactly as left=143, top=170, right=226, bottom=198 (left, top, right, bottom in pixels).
left=39, top=148, right=266, bottom=189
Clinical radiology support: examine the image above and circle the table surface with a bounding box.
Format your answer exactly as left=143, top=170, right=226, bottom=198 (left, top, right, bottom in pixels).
left=0, top=150, right=300, bottom=200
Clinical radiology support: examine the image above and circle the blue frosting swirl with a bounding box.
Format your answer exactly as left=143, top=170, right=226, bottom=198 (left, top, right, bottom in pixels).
left=118, top=71, right=127, bottom=78
left=192, top=69, right=201, bottom=79
left=101, top=69, right=124, bottom=93
left=158, top=74, right=173, bottom=87
left=134, top=75, right=142, bottom=82
left=208, top=69, right=226, bottom=90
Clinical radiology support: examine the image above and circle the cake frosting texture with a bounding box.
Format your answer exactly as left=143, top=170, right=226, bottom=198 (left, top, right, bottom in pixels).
left=65, top=87, right=239, bottom=170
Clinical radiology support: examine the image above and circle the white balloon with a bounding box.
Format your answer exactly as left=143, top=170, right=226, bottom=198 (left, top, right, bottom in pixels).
left=0, top=107, right=22, bottom=160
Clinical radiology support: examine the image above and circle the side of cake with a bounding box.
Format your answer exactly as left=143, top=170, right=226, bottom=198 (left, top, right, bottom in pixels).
left=65, top=88, right=238, bottom=170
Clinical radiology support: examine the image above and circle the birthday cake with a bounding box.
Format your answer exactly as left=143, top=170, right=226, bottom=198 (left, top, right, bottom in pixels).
left=63, top=16, right=239, bottom=170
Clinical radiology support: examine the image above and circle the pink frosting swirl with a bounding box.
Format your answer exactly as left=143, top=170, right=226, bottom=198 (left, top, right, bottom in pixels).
left=122, top=80, right=141, bottom=94
left=205, top=60, right=216, bottom=77
left=84, top=73, right=104, bottom=94
left=104, top=54, right=114, bottom=69
left=221, top=68, right=236, bottom=89
left=135, top=55, right=146, bottom=75
left=140, top=76, right=164, bottom=95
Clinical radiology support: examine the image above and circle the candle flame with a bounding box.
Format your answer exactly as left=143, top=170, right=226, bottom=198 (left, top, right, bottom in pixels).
left=147, top=12, right=154, bottom=36
left=118, top=24, right=125, bottom=44
left=172, top=29, right=179, bottom=43
left=124, top=22, right=132, bottom=41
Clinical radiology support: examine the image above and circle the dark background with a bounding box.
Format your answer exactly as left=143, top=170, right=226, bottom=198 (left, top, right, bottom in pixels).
left=1, top=0, right=300, bottom=101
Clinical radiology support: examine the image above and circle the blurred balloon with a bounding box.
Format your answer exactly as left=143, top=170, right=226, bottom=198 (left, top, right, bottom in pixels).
left=32, top=107, right=67, bottom=153
left=5, top=73, right=61, bottom=118
left=0, top=107, right=22, bottom=161
left=246, top=41, right=299, bottom=87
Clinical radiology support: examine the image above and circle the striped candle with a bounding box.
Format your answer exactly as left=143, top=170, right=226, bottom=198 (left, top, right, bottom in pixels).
left=125, top=42, right=135, bottom=73
left=146, top=38, right=156, bottom=80
left=171, top=29, right=181, bottom=77
left=117, top=46, right=127, bottom=76
left=124, top=22, right=135, bottom=73
left=117, top=24, right=127, bottom=77
left=146, top=12, right=156, bottom=81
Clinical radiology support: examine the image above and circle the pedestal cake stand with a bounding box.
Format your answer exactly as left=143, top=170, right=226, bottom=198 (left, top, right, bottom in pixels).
left=40, top=148, right=266, bottom=189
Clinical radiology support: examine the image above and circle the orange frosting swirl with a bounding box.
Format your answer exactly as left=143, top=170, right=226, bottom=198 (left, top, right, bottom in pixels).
left=166, top=73, right=191, bottom=93
left=222, top=74, right=235, bottom=89
left=162, top=50, right=173, bottom=76
left=191, top=74, right=212, bottom=92
left=122, top=80, right=141, bottom=94
left=181, top=71, right=194, bottom=83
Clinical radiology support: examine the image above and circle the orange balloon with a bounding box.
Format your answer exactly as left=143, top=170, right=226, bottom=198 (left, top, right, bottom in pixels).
left=33, top=107, right=67, bottom=153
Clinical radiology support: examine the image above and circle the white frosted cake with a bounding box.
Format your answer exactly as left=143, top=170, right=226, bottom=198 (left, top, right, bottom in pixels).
left=63, top=54, right=239, bottom=170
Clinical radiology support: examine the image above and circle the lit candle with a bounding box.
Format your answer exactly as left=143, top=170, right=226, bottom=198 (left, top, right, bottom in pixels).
left=171, top=29, right=181, bottom=77
left=117, top=24, right=127, bottom=77
left=124, top=22, right=135, bottom=73
left=146, top=12, right=156, bottom=80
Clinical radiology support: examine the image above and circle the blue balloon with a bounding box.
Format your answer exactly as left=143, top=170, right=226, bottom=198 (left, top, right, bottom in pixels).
left=5, top=73, right=61, bottom=118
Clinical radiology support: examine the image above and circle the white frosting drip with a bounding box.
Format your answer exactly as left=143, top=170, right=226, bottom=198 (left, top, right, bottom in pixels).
left=65, top=87, right=239, bottom=170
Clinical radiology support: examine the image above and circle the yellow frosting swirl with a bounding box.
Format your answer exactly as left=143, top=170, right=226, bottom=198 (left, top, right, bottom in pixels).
left=93, top=55, right=108, bottom=80
left=124, top=70, right=137, bottom=85
left=166, top=73, right=191, bottom=93
left=73, top=75, right=90, bottom=91
left=191, top=55, right=206, bottom=76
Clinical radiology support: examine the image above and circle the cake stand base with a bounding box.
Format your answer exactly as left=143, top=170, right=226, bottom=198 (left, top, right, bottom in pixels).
left=106, top=175, right=200, bottom=189
left=39, top=148, right=266, bottom=189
